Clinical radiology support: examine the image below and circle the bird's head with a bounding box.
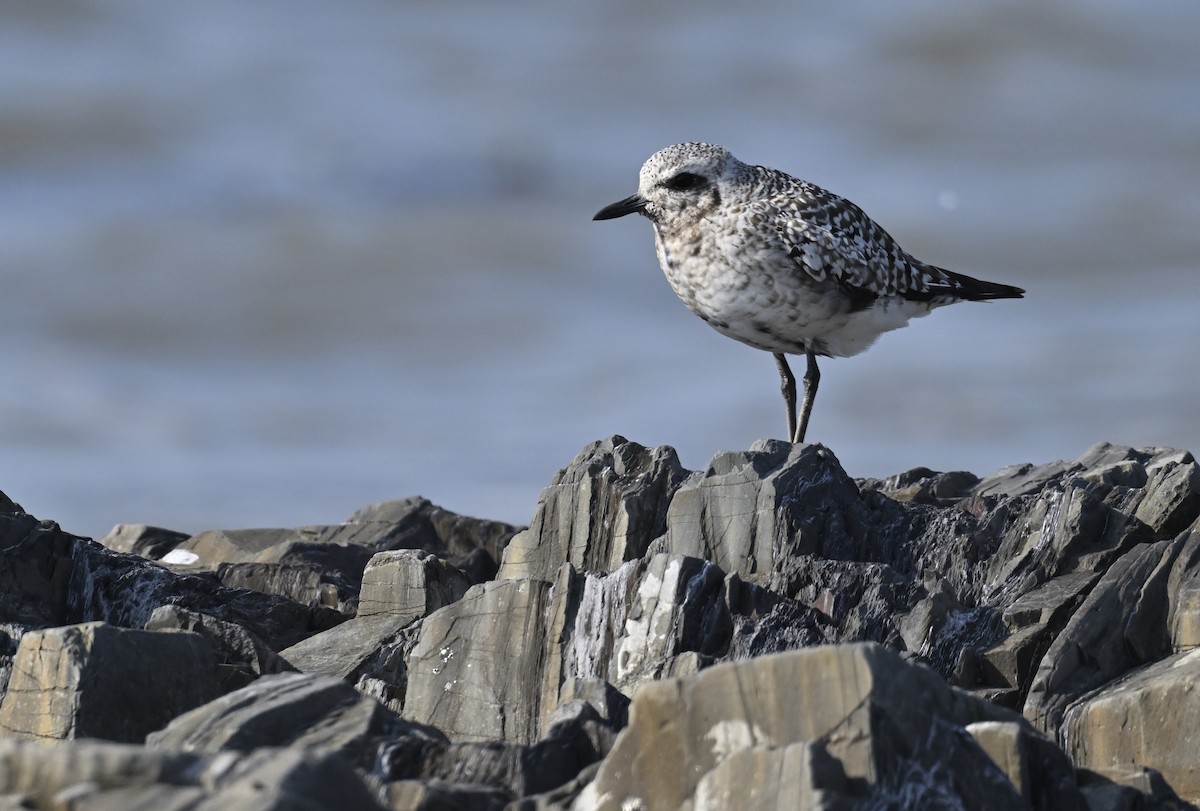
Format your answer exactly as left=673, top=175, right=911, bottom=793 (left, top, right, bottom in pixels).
left=594, top=142, right=745, bottom=225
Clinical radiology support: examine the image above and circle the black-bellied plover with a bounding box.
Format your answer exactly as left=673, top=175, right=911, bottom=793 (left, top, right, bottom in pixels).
left=594, top=142, right=1025, bottom=444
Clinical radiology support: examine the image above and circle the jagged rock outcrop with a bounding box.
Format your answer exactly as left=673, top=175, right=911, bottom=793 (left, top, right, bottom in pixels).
left=0, top=622, right=224, bottom=743
left=0, top=737, right=388, bottom=810
left=163, top=497, right=520, bottom=612
left=146, top=671, right=429, bottom=770
left=1, top=436, right=1198, bottom=809
left=576, top=643, right=1083, bottom=811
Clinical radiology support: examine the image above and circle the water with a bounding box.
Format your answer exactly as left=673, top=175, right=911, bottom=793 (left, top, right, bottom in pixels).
left=2, top=0, right=1198, bottom=539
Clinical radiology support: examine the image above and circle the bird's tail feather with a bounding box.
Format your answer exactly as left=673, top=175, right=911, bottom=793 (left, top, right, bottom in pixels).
left=939, top=267, right=1025, bottom=301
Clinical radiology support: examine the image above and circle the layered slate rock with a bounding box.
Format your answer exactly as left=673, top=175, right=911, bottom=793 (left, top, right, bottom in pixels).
left=357, top=549, right=473, bottom=620
left=0, top=622, right=224, bottom=743
left=0, top=738, right=388, bottom=811
left=278, top=549, right=473, bottom=700
left=576, top=643, right=1084, bottom=810
left=146, top=671, right=424, bottom=771
left=403, top=579, right=556, bottom=744
left=67, top=536, right=344, bottom=652
left=1064, top=648, right=1200, bottom=803
left=498, top=437, right=691, bottom=580
left=171, top=497, right=520, bottom=612
left=3, top=436, right=1200, bottom=808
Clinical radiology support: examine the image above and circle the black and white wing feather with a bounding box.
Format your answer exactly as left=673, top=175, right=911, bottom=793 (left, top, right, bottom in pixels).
left=760, top=174, right=1024, bottom=305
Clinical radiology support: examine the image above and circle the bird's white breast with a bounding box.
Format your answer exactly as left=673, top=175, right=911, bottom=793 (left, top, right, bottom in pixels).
left=652, top=215, right=937, bottom=359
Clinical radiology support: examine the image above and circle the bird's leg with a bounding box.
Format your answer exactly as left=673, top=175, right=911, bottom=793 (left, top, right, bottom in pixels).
left=773, top=353, right=797, bottom=443
left=794, top=350, right=821, bottom=443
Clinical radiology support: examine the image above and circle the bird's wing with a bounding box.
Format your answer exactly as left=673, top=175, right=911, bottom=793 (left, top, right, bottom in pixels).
left=764, top=186, right=968, bottom=304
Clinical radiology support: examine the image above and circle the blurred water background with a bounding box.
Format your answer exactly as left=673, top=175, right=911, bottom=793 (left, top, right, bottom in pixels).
left=1, top=1, right=1198, bottom=539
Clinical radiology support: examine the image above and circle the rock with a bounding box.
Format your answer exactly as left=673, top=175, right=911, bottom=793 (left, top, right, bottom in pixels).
left=0, top=738, right=203, bottom=806
left=1002, top=571, right=1100, bottom=631
left=274, top=550, right=476, bottom=708
left=576, top=643, right=1083, bottom=810
left=858, top=466, right=980, bottom=505
left=8, top=437, right=1200, bottom=807
left=1076, top=766, right=1192, bottom=811
left=340, top=496, right=520, bottom=582
left=377, top=702, right=619, bottom=801
left=1024, top=537, right=1186, bottom=736
left=0, top=622, right=224, bottom=743
left=67, top=538, right=345, bottom=651
left=966, top=720, right=1084, bottom=809
left=1168, top=525, right=1200, bottom=651
left=974, top=572, right=1099, bottom=701
left=1135, top=457, right=1200, bottom=539
left=358, top=549, right=473, bottom=620
left=179, top=528, right=376, bottom=611
left=280, top=612, right=415, bottom=696
left=973, top=457, right=1083, bottom=499
left=215, top=559, right=360, bottom=612
left=0, top=738, right=387, bottom=810
left=147, top=671, right=428, bottom=771
left=1064, top=648, right=1200, bottom=804
left=661, top=441, right=916, bottom=578
left=172, top=499, right=520, bottom=611
left=403, top=579, right=555, bottom=744
left=144, top=604, right=294, bottom=690
left=0, top=509, right=75, bottom=628
left=384, top=780, right=509, bottom=811
left=498, top=436, right=690, bottom=581
left=401, top=550, right=822, bottom=749
left=97, top=523, right=189, bottom=559
left=689, top=740, right=848, bottom=811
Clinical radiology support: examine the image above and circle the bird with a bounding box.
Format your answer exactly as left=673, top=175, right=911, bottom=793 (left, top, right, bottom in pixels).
left=593, top=142, right=1025, bottom=444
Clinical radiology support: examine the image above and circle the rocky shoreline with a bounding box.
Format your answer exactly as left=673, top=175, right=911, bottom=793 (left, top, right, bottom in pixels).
left=1, top=437, right=1198, bottom=809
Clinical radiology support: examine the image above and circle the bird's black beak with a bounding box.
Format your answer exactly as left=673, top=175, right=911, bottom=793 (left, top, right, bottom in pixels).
left=593, top=194, right=647, bottom=221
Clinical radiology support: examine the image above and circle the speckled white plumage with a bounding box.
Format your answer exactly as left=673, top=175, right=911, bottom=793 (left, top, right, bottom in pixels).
left=594, top=142, right=1024, bottom=443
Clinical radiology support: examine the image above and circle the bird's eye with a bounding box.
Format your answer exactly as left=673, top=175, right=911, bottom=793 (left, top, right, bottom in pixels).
left=664, top=172, right=705, bottom=192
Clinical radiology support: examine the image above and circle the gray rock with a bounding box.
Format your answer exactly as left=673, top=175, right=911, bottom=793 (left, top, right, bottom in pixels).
left=147, top=671, right=429, bottom=771
left=976, top=572, right=1099, bottom=698
left=575, top=643, right=1081, bottom=810
left=172, top=499, right=519, bottom=611
left=1168, top=526, right=1200, bottom=650
left=498, top=436, right=690, bottom=581
left=403, top=579, right=555, bottom=744
left=0, top=509, right=75, bottom=628
left=179, top=529, right=375, bottom=611
left=358, top=549, right=472, bottom=620
left=10, top=436, right=1200, bottom=808
left=966, top=720, right=1085, bottom=810
left=1064, top=648, right=1200, bottom=804
left=215, top=559, right=358, bottom=612
left=343, top=496, right=521, bottom=580
left=0, top=738, right=387, bottom=811
left=973, top=457, right=1083, bottom=500
left=67, top=538, right=345, bottom=651
left=98, top=523, right=189, bottom=559
left=1024, top=537, right=1186, bottom=737
left=378, top=702, right=619, bottom=801
left=690, top=741, right=851, bottom=811
left=384, top=780, right=509, bottom=811
left=982, top=479, right=1149, bottom=608
left=278, top=552, right=476, bottom=712
left=858, top=466, right=979, bottom=506
left=144, top=604, right=294, bottom=690
left=1002, top=571, right=1100, bottom=631
left=398, top=548, right=822, bottom=752
left=661, top=441, right=912, bottom=578
left=1076, top=766, right=1192, bottom=811
left=0, top=622, right=224, bottom=743
left=281, top=616, right=422, bottom=717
